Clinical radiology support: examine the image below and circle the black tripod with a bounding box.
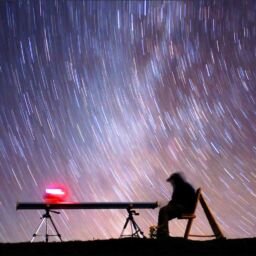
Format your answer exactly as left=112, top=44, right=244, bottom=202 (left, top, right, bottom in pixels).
left=120, top=207, right=145, bottom=238
left=31, top=208, right=62, bottom=242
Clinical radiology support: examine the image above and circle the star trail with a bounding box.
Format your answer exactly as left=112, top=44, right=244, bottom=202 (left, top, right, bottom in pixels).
left=0, top=0, right=256, bottom=242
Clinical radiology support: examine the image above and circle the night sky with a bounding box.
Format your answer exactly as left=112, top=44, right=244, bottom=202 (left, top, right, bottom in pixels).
left=0, top=0, right=256, bottom=243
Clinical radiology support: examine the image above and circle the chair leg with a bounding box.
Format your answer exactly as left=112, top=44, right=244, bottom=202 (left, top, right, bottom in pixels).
left=184, top=219, right=193, bottom=239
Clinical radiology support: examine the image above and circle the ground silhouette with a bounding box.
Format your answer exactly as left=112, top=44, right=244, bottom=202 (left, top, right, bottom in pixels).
left=1, top=237, right=256, bottom=256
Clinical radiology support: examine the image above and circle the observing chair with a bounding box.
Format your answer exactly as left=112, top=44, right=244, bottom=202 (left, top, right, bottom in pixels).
left=178, top=187, right=225, bottom=239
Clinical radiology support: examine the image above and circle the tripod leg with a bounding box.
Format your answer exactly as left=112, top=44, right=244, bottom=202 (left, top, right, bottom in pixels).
left=45, top=218, right=48, bottom=242
left=128, top=218, right=136, bottom=237
left=48, top=216, right=62, bottom=241
left=31, top=217, right=46, bottom=242
left=120, top=217, right=130, bottom=238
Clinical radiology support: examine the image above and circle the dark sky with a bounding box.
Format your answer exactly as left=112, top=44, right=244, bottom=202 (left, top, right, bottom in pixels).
left=0, top=0, right=255, bottom=242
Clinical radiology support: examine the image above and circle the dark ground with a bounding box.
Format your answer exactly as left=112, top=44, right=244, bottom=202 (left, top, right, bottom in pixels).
left=1, top=237, right=256, bottom=256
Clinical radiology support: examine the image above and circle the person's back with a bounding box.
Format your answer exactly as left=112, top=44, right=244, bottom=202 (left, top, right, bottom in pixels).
left=170, top=174, right=196, bottom=213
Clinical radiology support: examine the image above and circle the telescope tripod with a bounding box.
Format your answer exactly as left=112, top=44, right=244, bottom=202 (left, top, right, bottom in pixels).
left=31, top=208, right=62, bottom=242
left=120, top=208, right=145, bottom=238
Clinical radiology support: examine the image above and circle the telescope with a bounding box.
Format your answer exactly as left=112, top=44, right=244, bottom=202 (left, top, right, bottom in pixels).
left=16, top=183, right=158, bottom=242
left=16, top=201, right=158, bottom=242
left=16, top=201, right=158, bottom=210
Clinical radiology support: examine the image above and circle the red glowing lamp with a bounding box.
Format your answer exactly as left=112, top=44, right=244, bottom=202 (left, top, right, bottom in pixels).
left=43, top=185, right=68, bottom=203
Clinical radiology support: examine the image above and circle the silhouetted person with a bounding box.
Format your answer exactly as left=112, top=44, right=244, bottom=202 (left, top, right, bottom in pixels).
left=157, top=172, right=196, bottom=238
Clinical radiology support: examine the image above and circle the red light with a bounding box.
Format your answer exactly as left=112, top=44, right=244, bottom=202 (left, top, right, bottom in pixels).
left=45, top=188, right=65, bottom=196
left=43, top=185, right=68, bottom=203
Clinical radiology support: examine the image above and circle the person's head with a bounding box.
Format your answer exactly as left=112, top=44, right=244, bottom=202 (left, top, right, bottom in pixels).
left=166, top=172, right=186, bottom=187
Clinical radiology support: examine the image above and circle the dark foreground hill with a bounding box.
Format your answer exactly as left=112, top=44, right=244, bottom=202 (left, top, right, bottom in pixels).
left=1, top=237, right=256, bottom=256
